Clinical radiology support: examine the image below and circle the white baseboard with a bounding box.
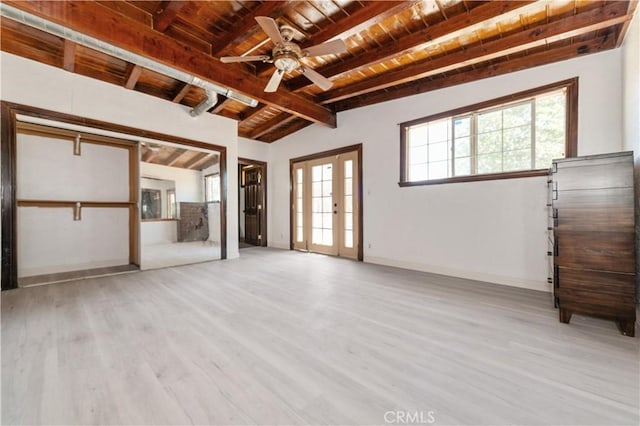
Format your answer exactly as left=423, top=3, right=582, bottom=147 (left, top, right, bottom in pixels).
left=365, top=255, right=551, bottom=293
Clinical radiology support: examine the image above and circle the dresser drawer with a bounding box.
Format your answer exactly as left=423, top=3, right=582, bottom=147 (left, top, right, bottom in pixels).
left=554, top=231, right=635, bottom=273
left=552, top=154, right=633, bottom=191
left=555, top=267, right=635, bottom=297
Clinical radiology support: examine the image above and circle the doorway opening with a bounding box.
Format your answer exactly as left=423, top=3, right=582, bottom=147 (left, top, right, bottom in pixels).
left=238, top=158, right=267, bottom=249
left=290, top=144, right=363, bottom=261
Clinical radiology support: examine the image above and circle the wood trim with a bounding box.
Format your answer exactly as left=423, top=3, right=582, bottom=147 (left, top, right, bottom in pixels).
left=398, top=169, right=550, bottom=187
left=219, top=149, right=227, bottom=260
left=289, top=144, right=363, bottom=261
left=141, top=218, right=178, bottom=222
left=1, top=102, right=17, bottom=290
left=399, top=78, right=578, bottom=186
left=238, top=158, right=268, bottom=248
left=17, top=200, right=134, bottom=208
left=1, top=102, right=229, bottom=287
left=129, top=144, right=140, bottom=266
left=16, top=122, right=137, bottom=148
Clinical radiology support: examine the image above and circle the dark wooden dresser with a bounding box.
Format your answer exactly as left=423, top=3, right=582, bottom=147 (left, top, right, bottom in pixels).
left=551, top=151, right=636, bottom=336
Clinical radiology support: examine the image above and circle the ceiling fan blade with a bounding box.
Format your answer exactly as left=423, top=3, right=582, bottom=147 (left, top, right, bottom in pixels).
left=255, top=16, right=283, bottom=44
left=303, top=39, right=347, bottom=57
left=220, top=55, right=270, bottom=63
left=265, top=69, right=284, bottom=92
left=301, top=67, right=333, bottom=91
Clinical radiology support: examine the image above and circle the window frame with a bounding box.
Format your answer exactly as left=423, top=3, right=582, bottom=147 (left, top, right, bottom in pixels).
left=204, top=173, right=221, bottom=203
left=399, top=78, right=578, bottom=187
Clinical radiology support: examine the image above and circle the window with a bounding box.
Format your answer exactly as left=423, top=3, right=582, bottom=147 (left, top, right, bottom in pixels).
left=400, top=79, right=577, bottom=186
left=166, top=189, right=176, bottom=219
left=204, top=173, right=220, bottom=202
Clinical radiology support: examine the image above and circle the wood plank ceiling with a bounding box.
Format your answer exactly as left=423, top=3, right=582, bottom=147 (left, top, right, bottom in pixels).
left=141, top=143, right=219, bottom=170
left=1, top=1, right=636, bottom=143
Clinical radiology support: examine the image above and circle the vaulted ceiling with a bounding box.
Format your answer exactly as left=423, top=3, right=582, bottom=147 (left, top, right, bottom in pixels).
left=1, top=1, right=636, bottom=143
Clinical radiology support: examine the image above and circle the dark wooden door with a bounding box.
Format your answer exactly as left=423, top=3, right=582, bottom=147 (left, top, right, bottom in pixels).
left=244, top=167, right=262, bottom=245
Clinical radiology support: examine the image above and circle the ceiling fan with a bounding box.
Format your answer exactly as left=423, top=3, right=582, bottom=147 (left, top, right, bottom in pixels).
left=221, top=16, right=347, bottom=92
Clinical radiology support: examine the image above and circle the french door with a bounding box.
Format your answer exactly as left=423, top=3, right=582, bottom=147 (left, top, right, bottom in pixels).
left=292, top=150, right=359, bottom=259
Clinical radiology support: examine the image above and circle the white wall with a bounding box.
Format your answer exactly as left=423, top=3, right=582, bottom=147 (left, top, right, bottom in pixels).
left=1, top=52, right=241, bottom=259
left=266, top=50, right=624, bottom=292
left=621, top=9, right=640, bottom=304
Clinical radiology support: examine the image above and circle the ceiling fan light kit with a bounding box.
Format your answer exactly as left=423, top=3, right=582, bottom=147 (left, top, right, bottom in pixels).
left=221, top=16, right=347, bottom=93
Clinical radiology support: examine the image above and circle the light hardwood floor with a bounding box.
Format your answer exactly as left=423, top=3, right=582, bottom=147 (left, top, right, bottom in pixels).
left=2, top=248, right=638, bottom=425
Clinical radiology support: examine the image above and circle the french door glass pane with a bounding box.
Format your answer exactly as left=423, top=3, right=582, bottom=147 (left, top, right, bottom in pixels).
left=311, top=163, right=333, bottom=246
left=296, top=168, right=303, bottom=242
left=344, top=160, right=354, bottom=248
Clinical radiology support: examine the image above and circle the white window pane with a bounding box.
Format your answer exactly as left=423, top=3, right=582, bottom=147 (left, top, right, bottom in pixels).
left=344, top=160, right=353, bottom=179
left=428, top=119, right=449, bottom=143
left=345, top=230, right=353, bottom=248
left=312, top=182, right=322, bottom=197
left=408, top=125, right=428, bottom=147
left=344, top=195, right=353, bottom=213
left=322, top=197, right=332, bottom=212
left=312, top=165, right=322, bottom=181
left=503, top=103, right=531, bottom=128
left=477, top=153, right=503, bottom=174
left=322, top=229, right=333, bottom=246
left=297, top=198, right=303, bottom=212
left=312, top=197, right=321, bottom=212
left=428, top=161, right=448, bottom=179
left=344, top=178, right=352, bottom=196
left=409, top=164, right=428, bottom=181
left=296, top=168, right=303, bottom=182
left=344, top=213, right=353, bottom=231
left=478, top=131, right=502, bottom=155
left=312, top=213, right=322, bottom=227
left=297, top=212, right=303, bottom=225
left=297, top=183, right=303, bottom=198
left=455, top=137, right=470, bottom=158
left=453, top=117, right=470, bottom=137
left=503, top=126, right=531, bottom=152
left=312, top=228, right=322, bottom=244
left=478, top=110, right=502, bottom=133
left=322, top=164, right=332, bottom=180
left=322, top=181, right=332, bottom=196
left=455, top=157, right=471, bottom=176
left=428, top=142, right=448, bottom=162
left=297, top=227, right=304, bottom=242
left=323, top=212, right=332, bottom=229
left=503, top=149, right=531, bottom=172
left=409, top=145, right=428, bottom=165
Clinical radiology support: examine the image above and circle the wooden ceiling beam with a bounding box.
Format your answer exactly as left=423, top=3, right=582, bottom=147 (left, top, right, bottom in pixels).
left=62, top=39, right=76, bottom=72
left=5, top=1, right=337, bottom=128
left=285, top=0, right=535, bottom=91
left=239, top=104, right=269, bottom=126
left=210, top=97, right=233, bottom=114
left=256, top=1, right=418, bottom=77
left=172, top=83, right=192, bottom=103
left=167, top=149, right=189, bottom=167
left=333, top=35, right=616, bottom=113
left=211, top=1, right=288, bottom=55
left=198, top=154, right=220, bottom=170
left=153, top=1, right=185, bottom=32
left=183, top=152, right=209, bottom=169
left=259, top=118, right=312, bottom=143
left=616, top=0, right=638, bottom=47
left=302, top=1, right=417, bottom=47
left=319, top=2, right=630, bottom=104
left=248, top=113, right=297, bottom=140
left=124, top=64, right=143, bottom=90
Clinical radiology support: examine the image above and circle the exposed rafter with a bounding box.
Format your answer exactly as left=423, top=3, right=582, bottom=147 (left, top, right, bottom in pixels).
left=333, top=35, right=617, bottom=113
left=62, top=39, right=75, bottom=72
left=249, top=114, right=297, bottom=140
left=211, top=1, right=288, bottom=55
left=153, top=1, right=185, bottom=33
left=4, top=0, right=337, bottom=128
left=285, top=0, right=535, bottom=91
left=124, top=64, right=143, bottom=90
left=319, top=2, right=629, bottom=104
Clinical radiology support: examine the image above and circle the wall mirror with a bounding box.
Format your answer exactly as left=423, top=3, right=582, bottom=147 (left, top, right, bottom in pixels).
left=141, top=177, right=176, bottom=220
